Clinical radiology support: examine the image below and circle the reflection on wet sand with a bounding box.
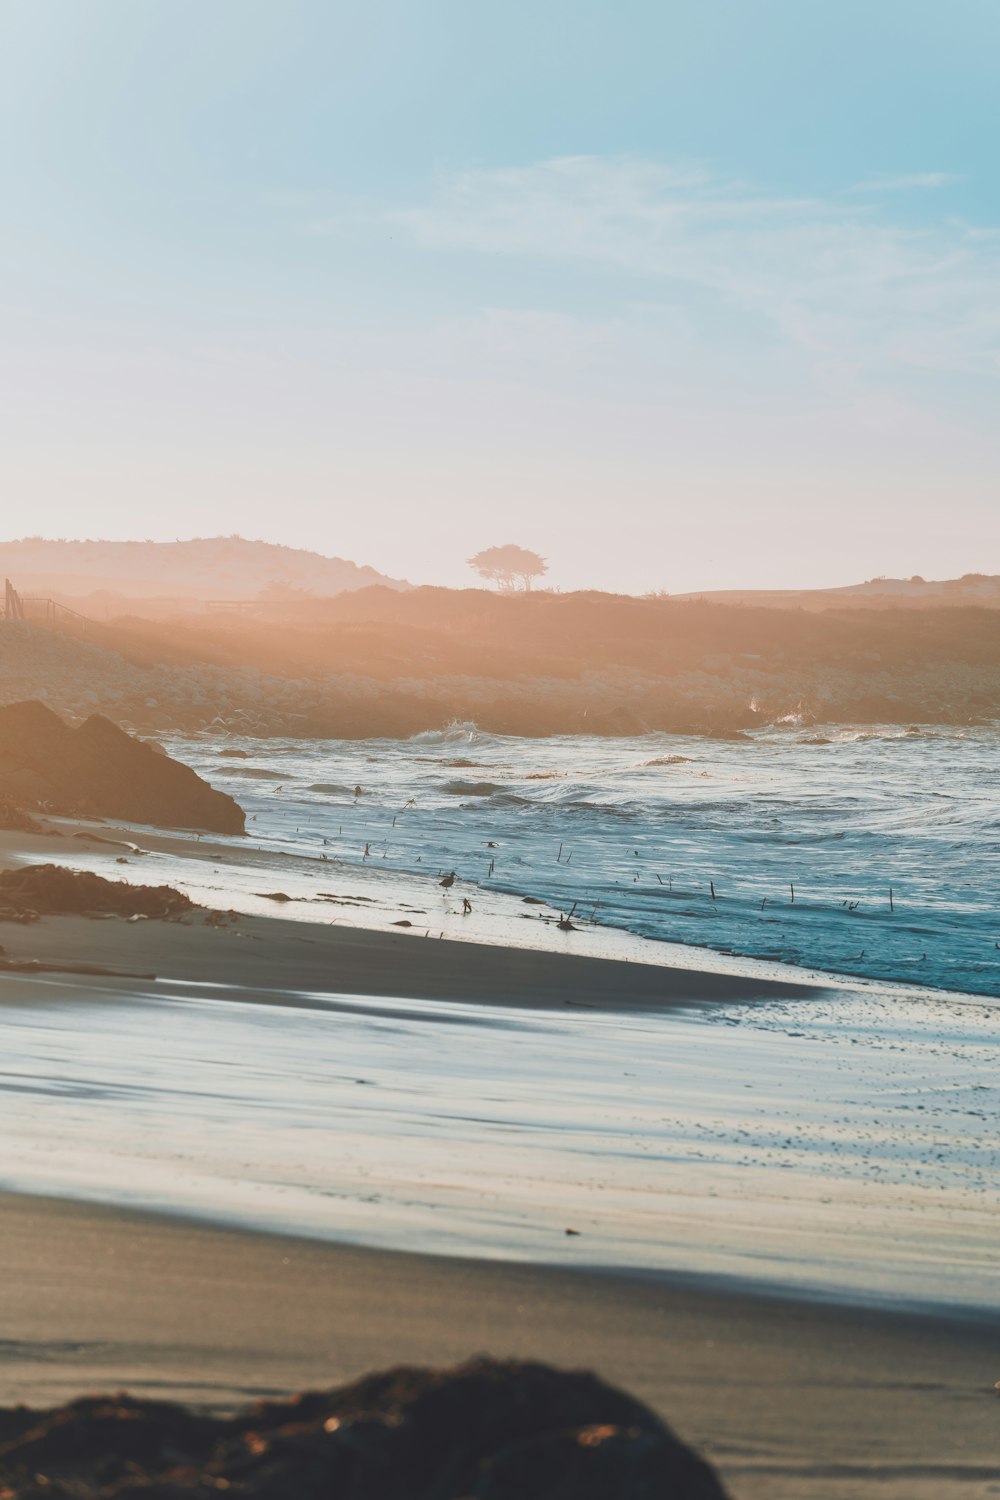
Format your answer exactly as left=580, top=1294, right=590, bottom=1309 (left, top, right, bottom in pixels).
left=1, top=967, right=996, bottom=1314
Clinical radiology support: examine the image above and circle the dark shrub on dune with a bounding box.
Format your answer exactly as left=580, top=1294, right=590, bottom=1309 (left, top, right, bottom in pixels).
left=0, top=1358, right=729, bottom=1498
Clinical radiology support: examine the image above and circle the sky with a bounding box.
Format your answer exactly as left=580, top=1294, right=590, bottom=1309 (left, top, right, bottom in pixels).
left=1, top=0, right=999, bottom=594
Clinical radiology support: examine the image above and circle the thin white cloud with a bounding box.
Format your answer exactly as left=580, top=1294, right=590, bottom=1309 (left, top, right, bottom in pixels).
left=383, top=156, right=1000, bottom=379
left=850, top=171, right=961, bottom=193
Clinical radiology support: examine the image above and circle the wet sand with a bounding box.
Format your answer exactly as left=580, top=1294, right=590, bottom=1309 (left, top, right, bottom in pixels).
left=1, top=822, right=998, bottom=1498
left=0, top=817, right=826, bottom=1005
left=0, top=813, right=830, bottom=1009
left=0, top=906, right=818, bottom=1008
left=2, top=1192, right=998, bottom=1500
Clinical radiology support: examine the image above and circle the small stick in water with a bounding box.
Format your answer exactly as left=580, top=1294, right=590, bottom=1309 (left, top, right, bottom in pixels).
left=790, top=882, right=795, bottom=904
left=889, top=887, right=894, bottom=912
left=710, top=880, right=716, bottom=901
left=557, top=842, right=563, bottom=863
left=760, top=896, right=767, bottom=910
left=655, top=873, right=663, bottom=885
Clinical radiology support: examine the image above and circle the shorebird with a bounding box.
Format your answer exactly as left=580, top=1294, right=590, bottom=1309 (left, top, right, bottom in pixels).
left=439, top=871, right=456, bottom=889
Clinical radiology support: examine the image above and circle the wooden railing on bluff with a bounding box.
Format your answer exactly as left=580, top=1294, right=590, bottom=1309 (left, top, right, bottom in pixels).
left=2, top=578, right=91, bottom=635
left=2, top=580, right=266, bottom=627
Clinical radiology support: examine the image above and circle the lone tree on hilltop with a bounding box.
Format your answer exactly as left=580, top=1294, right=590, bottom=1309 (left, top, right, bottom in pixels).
left=468, top=544, right=548, bottom=591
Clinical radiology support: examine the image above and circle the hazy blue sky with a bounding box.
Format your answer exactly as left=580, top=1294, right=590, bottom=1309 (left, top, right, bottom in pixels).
left=2, top=0, right=999, bottom=591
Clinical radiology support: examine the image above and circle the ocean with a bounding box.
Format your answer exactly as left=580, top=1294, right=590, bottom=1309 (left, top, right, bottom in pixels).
left=173, top=721, right=999, bottom=999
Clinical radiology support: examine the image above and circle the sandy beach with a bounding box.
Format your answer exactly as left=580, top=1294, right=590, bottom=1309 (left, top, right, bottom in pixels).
left=2, top=1192, right=998, bottom=1500
left=1, top=817, right=998, bottom=1498
left=0, top=895, right=817, bottom=1009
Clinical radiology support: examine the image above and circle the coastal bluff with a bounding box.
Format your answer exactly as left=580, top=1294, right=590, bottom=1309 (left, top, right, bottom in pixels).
left=0, top=701, right=244, bottom=835
left=3, top=593, right=999, bottom=739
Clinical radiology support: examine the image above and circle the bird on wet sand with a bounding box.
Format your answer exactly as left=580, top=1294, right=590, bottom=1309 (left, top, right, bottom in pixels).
left=440, top=871, right=456, bottom=889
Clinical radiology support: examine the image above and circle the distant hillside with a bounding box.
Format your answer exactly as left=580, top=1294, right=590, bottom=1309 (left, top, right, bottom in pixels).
left=4, top=586, right=992, bottom=738
left=673, top=574, right=1000, bottom=610
left=0, top=536, right=409, bottom=604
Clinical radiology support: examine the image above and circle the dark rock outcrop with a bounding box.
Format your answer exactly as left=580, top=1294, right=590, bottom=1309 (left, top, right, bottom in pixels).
left=0, top=795, right=42, bottom=833
left=0, top=1358, right=730, bottom=1499
left=0, top=865, right=195, bottom=922
left=0, top=702, right=244, bottom=834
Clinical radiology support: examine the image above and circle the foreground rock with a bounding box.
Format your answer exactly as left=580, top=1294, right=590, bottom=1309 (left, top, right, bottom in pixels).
left=0, top=1358, right=728, bottom=1499
left=0, top=701, right=244, bottom=834
left=0, top=865, right=195, bottom=923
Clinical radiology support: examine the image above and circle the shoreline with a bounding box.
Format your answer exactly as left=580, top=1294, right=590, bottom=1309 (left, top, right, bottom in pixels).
left=0, top=815, right=834, bottom=1006
left=2, top=814, right=987, bottom=1006
left=0, top=907, right=821, bottom=1010
left=1, top=1189, right=997, bottom=1500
